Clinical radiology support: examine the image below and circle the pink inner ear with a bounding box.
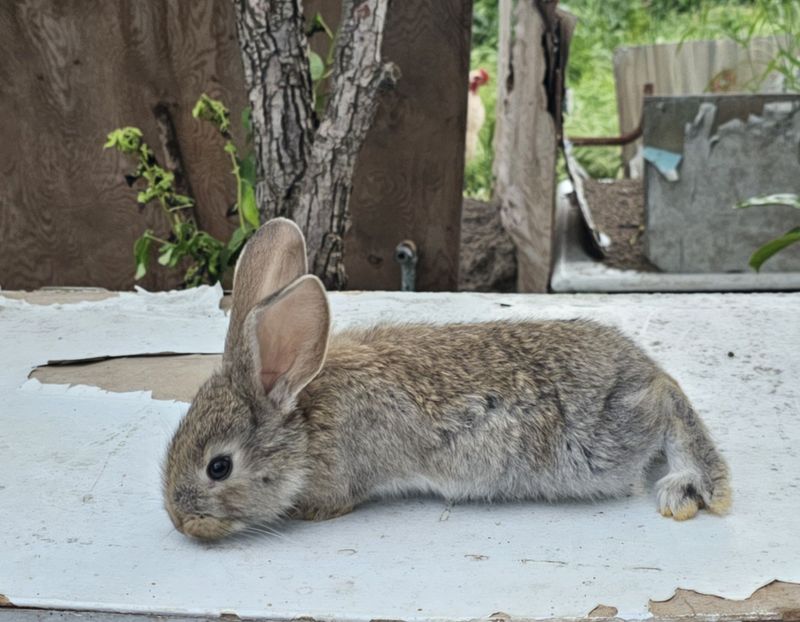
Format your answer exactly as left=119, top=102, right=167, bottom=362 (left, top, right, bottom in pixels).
left=253, top=276, right=329, bottom=400
left=258, top=343, right=296, bottom=395
left=260, top=370, right=282, bottom=394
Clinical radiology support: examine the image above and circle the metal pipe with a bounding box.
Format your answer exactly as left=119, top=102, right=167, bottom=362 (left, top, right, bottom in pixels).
left=394, top=240, right=418, bottom=292
left=567, top=83, right=654, bottom=147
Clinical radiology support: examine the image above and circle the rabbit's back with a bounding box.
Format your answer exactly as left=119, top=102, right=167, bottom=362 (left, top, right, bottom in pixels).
left=298, top=320, right=667, bottom=504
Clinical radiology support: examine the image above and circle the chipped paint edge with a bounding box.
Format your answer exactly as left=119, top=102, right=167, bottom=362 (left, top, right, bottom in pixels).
left=3, top=581, right=800, bottom=622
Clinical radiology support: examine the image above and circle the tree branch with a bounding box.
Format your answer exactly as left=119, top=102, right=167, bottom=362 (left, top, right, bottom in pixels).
left=233, top=0, right=315, bottom=221
left=293, top=0, right=399, bottom=289
left=233, top=0, right=397, bottom=289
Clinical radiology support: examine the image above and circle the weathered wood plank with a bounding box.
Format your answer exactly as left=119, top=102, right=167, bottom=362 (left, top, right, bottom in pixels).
left=0, top=0, right=246, bottom=291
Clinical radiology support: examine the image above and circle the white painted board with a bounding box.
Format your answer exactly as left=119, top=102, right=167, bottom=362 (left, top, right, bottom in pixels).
left=1, top=287, right=799, bottom=620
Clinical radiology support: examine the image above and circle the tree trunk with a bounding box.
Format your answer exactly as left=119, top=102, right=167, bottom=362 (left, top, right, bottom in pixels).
left=233, top=0, right=397, bottom=289
left=233, top=0, right=315, bottom=221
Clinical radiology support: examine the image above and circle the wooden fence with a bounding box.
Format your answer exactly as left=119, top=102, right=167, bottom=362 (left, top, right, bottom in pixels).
left=0, top=0, right=470, bottom=291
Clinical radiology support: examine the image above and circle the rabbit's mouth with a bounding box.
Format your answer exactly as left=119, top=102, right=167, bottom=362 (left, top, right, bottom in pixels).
left=179, top=514, right=244, bottom=541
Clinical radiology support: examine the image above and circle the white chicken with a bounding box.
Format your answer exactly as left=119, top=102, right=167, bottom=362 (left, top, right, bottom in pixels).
left=465, top=68, right=490, bottom=163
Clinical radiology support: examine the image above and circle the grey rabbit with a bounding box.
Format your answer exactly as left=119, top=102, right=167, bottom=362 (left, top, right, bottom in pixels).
left=164, top=218, right=731, bottom=540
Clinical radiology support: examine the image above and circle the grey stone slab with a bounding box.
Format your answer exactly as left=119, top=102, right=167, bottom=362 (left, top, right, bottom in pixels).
left=644, top=96, right=800, bottom=273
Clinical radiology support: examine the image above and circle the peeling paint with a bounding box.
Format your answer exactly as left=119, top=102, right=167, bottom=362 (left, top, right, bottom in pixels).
left=2, top=288, right=800, bottom=620
left=650, top=581, right=800, bottom=619
left=30, top=354, right=220, bottom=403
left=588, top=604, right=619, bottom=618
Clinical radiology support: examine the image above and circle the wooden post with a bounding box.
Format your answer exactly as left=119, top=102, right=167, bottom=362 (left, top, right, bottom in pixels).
left=493, top=0, right=574, bottom=292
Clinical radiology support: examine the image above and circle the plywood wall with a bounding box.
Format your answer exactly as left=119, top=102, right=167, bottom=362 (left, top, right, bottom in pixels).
left=0, top=0, right=469, bottom=292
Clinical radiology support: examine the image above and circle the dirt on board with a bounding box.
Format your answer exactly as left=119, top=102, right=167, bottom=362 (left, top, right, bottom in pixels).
left=583, top=178, right=658, bottom=273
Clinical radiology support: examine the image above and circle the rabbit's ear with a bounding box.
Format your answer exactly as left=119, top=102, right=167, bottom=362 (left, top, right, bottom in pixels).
left=225, top=218, right=308, bottom=359
left=248, top=275, right=330, bottom=408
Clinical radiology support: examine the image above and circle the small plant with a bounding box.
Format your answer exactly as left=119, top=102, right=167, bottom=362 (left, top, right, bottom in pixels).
left=683, top=0, right=800, bottom=93
left=736, top=194, right=800, bottom=271
left=105, top=95, right=258, bottom=287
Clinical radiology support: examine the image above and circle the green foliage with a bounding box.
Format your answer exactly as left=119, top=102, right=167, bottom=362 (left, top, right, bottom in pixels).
left=106, top=95, right=257, bottom=288
left=564, top=0, right=799, bottom=178
left=737, top=194, right=800, bottom=211
left=735, top=194, right=800, bottom=270
left=104, top=127, right=144, bottom=155
left=466, top=0, right=797, bottom=188
left=464, top=0, right=498, bottom=200
left=747, top=228, right=800, bottom=271
left=192, top=94, right=232, bottom=134
left=471, top=0, right=498, bottom=50
left=681, top=0, right=800, bottom=92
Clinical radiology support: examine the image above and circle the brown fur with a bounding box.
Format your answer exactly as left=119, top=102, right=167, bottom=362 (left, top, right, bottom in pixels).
left=163, top=220, right=731, bottom=541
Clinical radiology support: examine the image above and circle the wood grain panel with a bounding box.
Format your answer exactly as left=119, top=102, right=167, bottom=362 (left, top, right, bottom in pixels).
left=0, top=0, right=469, bottom=291
left=0, top=0, right=246, bottom=291
left=343, top=0, right=472, bottom=291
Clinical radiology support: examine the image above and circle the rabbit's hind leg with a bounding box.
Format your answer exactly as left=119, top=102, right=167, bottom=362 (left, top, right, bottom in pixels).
left=650, top=376, right=731, bottom=520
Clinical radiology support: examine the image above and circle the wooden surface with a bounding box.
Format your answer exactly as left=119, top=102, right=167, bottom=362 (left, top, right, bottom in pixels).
left=342, top=0, right=471, bottom=291
left=306, top=0, right=470, bottom=291
left=493, top=1, right=564, bottom=292
left=0, top=0, right=470, bottom=292
left=0, top=1, right=248, bottom=291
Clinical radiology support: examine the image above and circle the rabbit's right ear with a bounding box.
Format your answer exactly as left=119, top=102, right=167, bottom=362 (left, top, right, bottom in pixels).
left=248, top=275, right=330, bottom=410
left=225, top=218, right=308, bottom=359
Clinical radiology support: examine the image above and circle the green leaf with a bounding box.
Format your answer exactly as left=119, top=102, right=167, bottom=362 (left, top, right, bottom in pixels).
left=241, top=107, right=252, bottom=137
left=750, top=228, right=800, bottom=271
left=158, top=244, right=176, bottom=267
left=227, top=226, right=248, bottom=255
left=239, top=181, right=260, bottom=228
left=166, top=193, right=195, bottom=210
left=736, top=194, right=800, bottom=210
left=239, top=153, right=257, bottom=187
left=309, top=50, right=325, bottom=82
left=133, top=234, right=152, bottom=280
left=105, top=127, right=143, bottom=154
left=192, top=93, right=231, bottom=134
left=307, top=12, right=334, bottom=39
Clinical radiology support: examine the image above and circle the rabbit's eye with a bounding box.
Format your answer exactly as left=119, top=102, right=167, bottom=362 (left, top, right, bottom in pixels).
left=207, top=455, right=232, bottom=481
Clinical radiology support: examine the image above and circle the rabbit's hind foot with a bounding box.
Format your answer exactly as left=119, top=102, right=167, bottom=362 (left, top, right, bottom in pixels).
left=655, top=472, right=705, bottom=521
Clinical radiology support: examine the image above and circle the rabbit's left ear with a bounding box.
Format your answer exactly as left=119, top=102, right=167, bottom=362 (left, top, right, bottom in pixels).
left=225, top=218, right=308, bottom=360
left=247, top=275, right=330, bottom=408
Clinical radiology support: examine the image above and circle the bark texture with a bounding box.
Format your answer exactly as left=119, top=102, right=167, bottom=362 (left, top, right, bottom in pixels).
left=233, top=0, right=396, bottom=289
left=234, top=0, right=315, bottom=220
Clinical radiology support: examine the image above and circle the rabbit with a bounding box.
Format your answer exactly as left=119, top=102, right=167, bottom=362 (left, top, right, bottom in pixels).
left=163, top=218, right=731, bottom=541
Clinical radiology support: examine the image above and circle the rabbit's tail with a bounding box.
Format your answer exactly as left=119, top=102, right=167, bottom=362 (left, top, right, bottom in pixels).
left=648, top=374, right=731, bottom=520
